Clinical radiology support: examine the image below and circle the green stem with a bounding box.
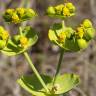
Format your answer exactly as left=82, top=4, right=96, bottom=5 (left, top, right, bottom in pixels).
left=19, top=27, right=23, bottom=35
left=24, top=52, right=49, bottom=92
left=53, top=49, right=64, bottom=85
left=62, top=20, right=65, bottom=30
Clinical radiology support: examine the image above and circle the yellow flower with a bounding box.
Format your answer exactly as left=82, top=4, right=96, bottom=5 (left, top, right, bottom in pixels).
left=12, top=13, right=20, bottom=23
left=2, top=31, right=9, bottom=40
left=58, top=32, right=66, bottom=42
left=20, top=36, right=28, bottom=48
left=63, top=7, right=70, bottom=16
left=16, top=8, right=25, bottom=17
left=76, top=27, right=84, bottom=38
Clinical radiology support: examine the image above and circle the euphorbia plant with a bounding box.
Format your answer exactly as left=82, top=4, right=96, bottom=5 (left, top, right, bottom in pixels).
left=0, top=1, right=95, bottom=96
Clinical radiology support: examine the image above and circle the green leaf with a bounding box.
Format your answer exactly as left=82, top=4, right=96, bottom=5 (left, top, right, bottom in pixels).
left=1, top=39, right=21, bottom=56
left=1, top=26, right=38, bottom=56
left=53, top=74, right=80, bottom=94
left=17, top=74, right=52, bottom=96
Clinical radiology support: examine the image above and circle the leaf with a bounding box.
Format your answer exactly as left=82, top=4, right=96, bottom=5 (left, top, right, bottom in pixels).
left=53, top=74, right=80, bottom=94
left=17, top=74, right=52, bottom=96
left=1, top=26, right=38, bottom=56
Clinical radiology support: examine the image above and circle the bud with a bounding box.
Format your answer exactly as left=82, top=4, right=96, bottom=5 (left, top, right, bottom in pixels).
left=77, top=39, right=88, bottom=49
left=13, top=35, right=20, bottom=44
left=84, top=28, right=95, bottom=41
left=6, top=9, right=14, bottom=15
left=22, top=8, right=37, bottom=20
left=0, top=26, right=4, bottom=33
left=55, top=4, right=64, bottom=15
left=47, top=6, right=55, bottom=15
left=0, top=40, right=6, bottom=49
left=66, top=2, right=76, bottom=13
left=27, top=9, right=36, bottom=15
left=83, top=19, right=92, bottom=28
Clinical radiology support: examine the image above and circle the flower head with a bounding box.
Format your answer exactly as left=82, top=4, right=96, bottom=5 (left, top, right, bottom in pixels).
left=20, top=36, right=28, bottom=48
left=63, top=7, right=70, bottom=16
left=58, top=32, right=66, bottom=43
left=0, top=26, right=9, bottom=40
left=16, top=8, right=25, bottom=17
left=0, top=26, right=9, bottom=49
left=76, top=27, right=84, bottom=38
left=12, top=13, right=20, bottom=23
left=2, top=31, right=9, bottom=40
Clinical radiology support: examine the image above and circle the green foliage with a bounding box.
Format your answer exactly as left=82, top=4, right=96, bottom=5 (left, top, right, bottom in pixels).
left=1, top=26, right=38, bottom=56
left=17, top=74, right=80, bottom=96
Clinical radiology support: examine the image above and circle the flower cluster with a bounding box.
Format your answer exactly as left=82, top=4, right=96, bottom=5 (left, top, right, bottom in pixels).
left=49, top=19, right=95, bottom=51
left=20, top=36, right=28, bottom=48
left=46, top=2, right=75, bottom=18
left=3, top=8, right=37, bottom=24
left=76, top=19, right=95, bottom=40
left=13, top=35, right=29, bottom=48
left=0, top=26, right=9, bottom=49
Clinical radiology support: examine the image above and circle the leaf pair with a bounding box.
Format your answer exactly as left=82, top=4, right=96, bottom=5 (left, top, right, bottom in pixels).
left=17, top=73, right=80, bottom=96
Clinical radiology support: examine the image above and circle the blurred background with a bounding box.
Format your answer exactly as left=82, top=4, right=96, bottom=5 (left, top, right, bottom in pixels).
left=0, top=0, right=96, bottom=96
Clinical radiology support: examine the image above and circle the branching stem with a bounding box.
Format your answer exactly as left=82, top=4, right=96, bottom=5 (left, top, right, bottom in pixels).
left=24, top=52, right=49, bottom=93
